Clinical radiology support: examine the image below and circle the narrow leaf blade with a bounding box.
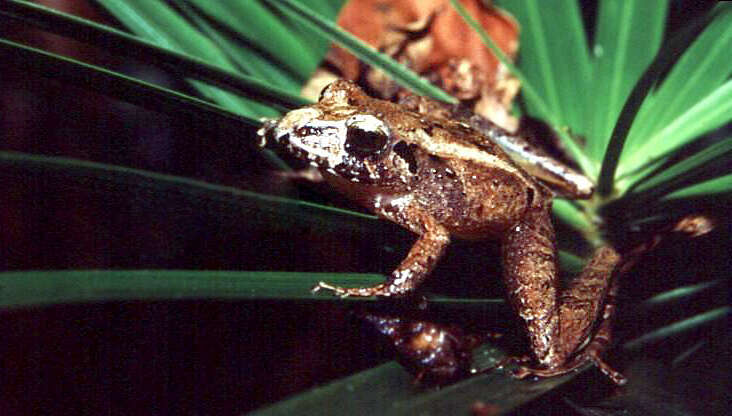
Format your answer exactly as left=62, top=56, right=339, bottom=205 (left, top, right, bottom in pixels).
left=95, top=0, right=279, bottom=117
left=623, top=4, right=732, bottom=159
left=0, top=0, right=309, bottom=109
left=623, top=137, right=732, bottom=198
left=250, top=346, right=581, bottom=416
left=184, top=0, right=321, bottom=78
left=0, top=270, right=383, bottom=308
left=496, top=0, right=592, bottom=136
left=622, top=79, right=732, bottom=181
left=590, top=0, right=667, bottom=162
left=0, top=39, right=259, bottom=128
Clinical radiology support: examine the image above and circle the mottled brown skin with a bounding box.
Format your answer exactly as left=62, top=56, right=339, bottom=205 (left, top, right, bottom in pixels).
left=396, top=93, right=595, bottom=199
left=260, top=80, right=623, bottom=382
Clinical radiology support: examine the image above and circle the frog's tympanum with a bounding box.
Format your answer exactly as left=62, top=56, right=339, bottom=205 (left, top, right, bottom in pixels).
left=259, top=80, right=625, bottom=384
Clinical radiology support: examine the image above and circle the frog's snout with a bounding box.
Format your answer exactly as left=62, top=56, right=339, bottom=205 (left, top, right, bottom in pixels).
left=256, top=118, right=285, bottom=149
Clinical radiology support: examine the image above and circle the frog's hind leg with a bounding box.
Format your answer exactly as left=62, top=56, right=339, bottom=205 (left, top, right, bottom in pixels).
left=509, top=245, right=626, bottom=384
left=501, top=205, right=562, bottom=366
left=542, top=215, right=717, bottom=384
left=511, top=276, right=626, bottom=385
left=566, top=276, right=627, bottom=385
left=557, top=247, right=621, bottom=365
left=501, top=204, right=625, bottom=382
left=313, top=215, right=450, bottom=298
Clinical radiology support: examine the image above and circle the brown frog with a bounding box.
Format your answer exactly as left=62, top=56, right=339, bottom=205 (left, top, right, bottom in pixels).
left=258, top=80, right=625, bottom=384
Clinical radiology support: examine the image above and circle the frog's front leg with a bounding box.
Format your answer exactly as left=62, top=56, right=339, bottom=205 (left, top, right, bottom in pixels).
left=313, top=209, right=450, bottom=297
left=502, top=204, right=624, bottom=382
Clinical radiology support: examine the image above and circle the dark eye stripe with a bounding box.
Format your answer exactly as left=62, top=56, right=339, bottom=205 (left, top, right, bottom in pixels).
left=393, top=141, right=419, bottom=174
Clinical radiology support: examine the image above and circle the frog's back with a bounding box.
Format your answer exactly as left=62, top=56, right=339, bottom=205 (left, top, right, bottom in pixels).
left=315, top=80, right=546, bottom=239
left=387, top=115, right=546, bottom=239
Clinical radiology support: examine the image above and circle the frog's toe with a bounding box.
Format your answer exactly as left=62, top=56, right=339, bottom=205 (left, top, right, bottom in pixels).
left=501, top=362, right=580, bottom=381
left=502, top=352, right=626, bottom=385
left=311, top=281, right=391, bottom=297
left=584, top=351, right=627, bottom=385
left=311, top=281, right=348, bottom=297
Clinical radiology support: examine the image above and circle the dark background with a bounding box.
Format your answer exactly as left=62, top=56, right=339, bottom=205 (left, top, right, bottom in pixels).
left=0, top=1, right=728, bottom=414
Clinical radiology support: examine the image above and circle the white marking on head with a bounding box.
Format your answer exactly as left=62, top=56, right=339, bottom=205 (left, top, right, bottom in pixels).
left=345, top=114, right=389, bottom=135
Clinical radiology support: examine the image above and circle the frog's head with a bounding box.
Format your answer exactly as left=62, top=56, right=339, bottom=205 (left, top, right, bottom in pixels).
left=260, top=81, right=411, bottom=184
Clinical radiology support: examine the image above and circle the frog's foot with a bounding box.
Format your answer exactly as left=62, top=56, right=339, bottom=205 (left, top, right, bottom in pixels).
left=311, top=281, right=395, bottom=298
left=507, top=349, right=626, bottom=386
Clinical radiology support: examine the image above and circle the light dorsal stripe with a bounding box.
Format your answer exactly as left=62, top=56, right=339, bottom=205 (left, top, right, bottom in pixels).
left=415, top=129, right=537, bottom=191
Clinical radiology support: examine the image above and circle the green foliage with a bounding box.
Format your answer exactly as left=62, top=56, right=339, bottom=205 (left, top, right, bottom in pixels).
left=0, top=0, right=729, bottom=414
left=250, top=345, right=580, bottom=416
left=482, top=2, right=731, bottom=253
left=0, top=270, right=383, bottom=308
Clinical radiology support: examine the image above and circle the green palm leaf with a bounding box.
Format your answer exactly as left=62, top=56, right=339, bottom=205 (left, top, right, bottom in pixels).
left=496, top=0, right=592, bottom=136
left=0, top=270, right=505, bottom=308
left=1, top=0, right=729, bottom=413
left=0, top=270, right=382, bottom=308
left=0, top=38, right=259, bottom=127
left=621, top=4, right=732, bottom=164
left=589, top=0, right=667, bottom=164
left=94, top=0, right=280, bottom=117
left=250, top=343, right=580, bottom=416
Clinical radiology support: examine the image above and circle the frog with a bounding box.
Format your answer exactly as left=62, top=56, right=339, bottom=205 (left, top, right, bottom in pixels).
left=258, top=80, right=626, bottom=384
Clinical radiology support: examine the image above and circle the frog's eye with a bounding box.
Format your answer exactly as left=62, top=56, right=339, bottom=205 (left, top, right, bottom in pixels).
left=344, top=115, right=389, bottom=156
